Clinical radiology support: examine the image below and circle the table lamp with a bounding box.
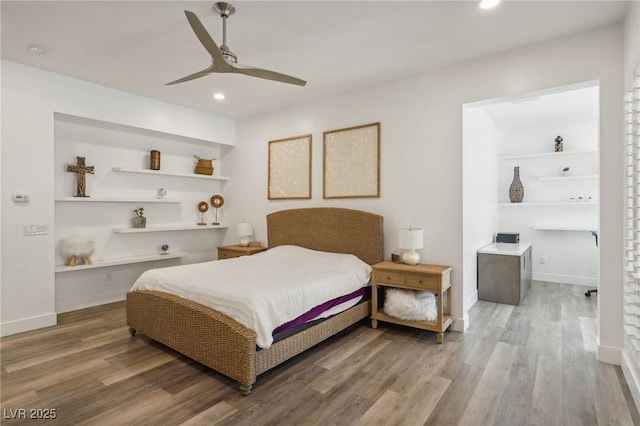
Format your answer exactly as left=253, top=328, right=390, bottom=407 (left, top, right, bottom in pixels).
left=399, top=226, right=423, bottom=265
left=237, top=222, right=254, bottom=247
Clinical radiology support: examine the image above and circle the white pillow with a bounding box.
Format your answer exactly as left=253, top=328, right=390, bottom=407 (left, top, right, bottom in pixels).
left=383, top=288, right=437, bottom=321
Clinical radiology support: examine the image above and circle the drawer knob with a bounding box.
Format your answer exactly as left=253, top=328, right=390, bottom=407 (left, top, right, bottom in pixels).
left=386, top=276, right=391, bottom=280
left=419, top=280, right=423, bottom=284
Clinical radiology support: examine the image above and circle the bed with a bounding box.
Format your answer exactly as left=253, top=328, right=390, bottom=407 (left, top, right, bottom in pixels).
left=126, top=207, right=384, bottom=395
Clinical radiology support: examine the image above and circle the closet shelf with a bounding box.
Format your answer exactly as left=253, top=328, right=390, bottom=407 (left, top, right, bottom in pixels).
left=537, top=174, right=599, bottom=182
left=55, top=252, right=187, bottom=273
left=112, top=167, right=229, bottom=181
left=55, top=196, right=180, bottom=203
left=112, top=224, right=227, bottom=233
left=498, top=201, right=597, bottom=206
left=533, top=225, right=598, bottom=232
left=498, top=150, right=597, bottom=160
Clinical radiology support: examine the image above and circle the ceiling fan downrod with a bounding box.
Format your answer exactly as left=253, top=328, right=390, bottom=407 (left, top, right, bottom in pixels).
left=213, top=2, right=237, bottom=63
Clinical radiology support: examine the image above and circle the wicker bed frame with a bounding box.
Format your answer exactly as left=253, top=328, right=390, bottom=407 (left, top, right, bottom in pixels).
left=126, top=207, right=384, bottom=395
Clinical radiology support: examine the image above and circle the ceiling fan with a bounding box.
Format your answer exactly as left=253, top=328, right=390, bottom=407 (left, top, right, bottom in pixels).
left=167, top=2, right=306, bottom=87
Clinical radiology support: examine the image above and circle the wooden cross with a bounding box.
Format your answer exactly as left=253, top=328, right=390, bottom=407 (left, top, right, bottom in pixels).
left=67, top=156, right=95, bottom=197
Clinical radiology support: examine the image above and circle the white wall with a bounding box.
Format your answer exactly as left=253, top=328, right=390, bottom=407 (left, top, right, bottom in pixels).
left=225, top=24, right=623, bottom=338
left=462, top=107, right=500, bottom=317
left=1, top=60, right=235, bottom=336
left=624, top=2, right=639, bottom=84
left=622, top=0, right=640, bottom=409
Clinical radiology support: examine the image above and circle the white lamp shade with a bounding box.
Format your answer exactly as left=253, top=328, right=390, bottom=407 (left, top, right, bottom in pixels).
left=237, top=222, right=254, bottom=236
left=399, top=227, right=423, bottom=250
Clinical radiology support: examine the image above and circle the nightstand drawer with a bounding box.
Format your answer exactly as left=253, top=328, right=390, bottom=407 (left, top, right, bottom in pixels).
left=218, top=249, right=241, bottom=259
left=377, top=271, right=405, bottom=285
left=405, top=273, right=437, bottom=290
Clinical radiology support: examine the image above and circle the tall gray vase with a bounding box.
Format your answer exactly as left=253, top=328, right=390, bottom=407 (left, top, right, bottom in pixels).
left=509, top=166, right=524, bottom=203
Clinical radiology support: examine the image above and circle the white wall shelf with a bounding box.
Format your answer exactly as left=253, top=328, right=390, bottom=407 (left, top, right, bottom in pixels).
left=112, top=167, right=230, bottom=182
left=533, top=225, right=598, bottom=231
left=55, top=252, right=187, bottom=273
left=537, top=174, right=599, bottom=182
left=498, top=201, right=597, bottom=206
left=55, top=196, right=179, bottom=203
left=112, top=224, right=227, bottom=233
left=498, top=149, right=597, bottom=161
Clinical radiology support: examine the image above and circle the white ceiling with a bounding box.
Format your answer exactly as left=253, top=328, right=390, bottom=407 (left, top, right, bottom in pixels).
left=0, top=1, right=629, bottom=120
left=482, top=83, right=599, bottom=128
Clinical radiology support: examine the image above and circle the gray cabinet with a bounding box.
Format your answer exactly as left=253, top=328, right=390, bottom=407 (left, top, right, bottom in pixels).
left=477, top=243, right=532, bottom=305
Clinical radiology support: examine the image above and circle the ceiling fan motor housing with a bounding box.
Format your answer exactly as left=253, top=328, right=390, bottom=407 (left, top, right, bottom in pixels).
left=220, top=47, right=237, bottom=64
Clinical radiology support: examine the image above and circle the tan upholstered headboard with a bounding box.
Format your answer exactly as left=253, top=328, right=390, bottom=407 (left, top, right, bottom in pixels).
left=266, top=207, right=384, bottom=265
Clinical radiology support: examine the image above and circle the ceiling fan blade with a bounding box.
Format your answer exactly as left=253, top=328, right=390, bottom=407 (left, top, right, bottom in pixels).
left=184, top=10, right=227, bottom=66
left=165, top=67, right=213, bottom=86
left=231, top=63, right=307, bottom=86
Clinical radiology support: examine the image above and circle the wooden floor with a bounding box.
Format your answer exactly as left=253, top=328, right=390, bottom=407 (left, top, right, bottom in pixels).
left=1, top=281, right=638, bottom=425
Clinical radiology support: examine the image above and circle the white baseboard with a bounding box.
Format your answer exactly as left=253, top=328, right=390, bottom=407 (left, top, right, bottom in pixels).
left=453, top=289, right=478, bottom=332
left=56, top=290, right=126, bottom=314
left=0, top=312, right=57, bottom=337
left=597, top=339, right=622, bottom=364
left=622, top=349, right=640, bottom=412
left=533, top=272, right=597, bottom=287
left=451, top=311, right=469, bottom=332
left=466, top=289, right=478, bottom=311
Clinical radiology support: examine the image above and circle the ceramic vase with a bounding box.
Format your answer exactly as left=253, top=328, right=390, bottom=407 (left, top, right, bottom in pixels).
left=509, top=166, right=524, bottom=203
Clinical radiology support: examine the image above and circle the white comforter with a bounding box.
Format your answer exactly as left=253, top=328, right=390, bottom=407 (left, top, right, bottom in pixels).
left=130, top=245, right=372, bottom=348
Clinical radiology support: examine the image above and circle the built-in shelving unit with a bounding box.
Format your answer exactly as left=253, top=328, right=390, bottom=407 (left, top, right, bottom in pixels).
left=112, top=167, right=229, bottom=181
left=55, top=197, right=179, bottom=203
left=55, top=252, right=187, bottom=273
left=112, top=224, right=226, bottom=233
left=54, top=112, right=234, bottom=313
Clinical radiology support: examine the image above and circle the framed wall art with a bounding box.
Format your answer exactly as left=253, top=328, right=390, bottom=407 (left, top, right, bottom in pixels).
left=268, top=134, right=312, bottom=200
left=323, top=122, right=380, bottom=199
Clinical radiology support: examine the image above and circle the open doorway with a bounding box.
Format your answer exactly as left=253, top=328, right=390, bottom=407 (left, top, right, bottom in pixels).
left=462, top=81, right=600, bottom=321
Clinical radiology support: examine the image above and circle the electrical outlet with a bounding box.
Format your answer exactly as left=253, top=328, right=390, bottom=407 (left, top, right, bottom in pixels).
left=539, top=257, right=547, bottom=265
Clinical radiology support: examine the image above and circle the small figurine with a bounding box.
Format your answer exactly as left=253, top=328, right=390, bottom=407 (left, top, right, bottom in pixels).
left=562, top=167, right=570, bottom=177
left=157, top=188, right=167, bottom=199
left=554, top=136, right=564, bottom=152
left=133, top=207, right=146, bottom=228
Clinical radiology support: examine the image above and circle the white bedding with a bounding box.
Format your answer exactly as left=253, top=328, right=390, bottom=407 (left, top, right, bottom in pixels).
left=130, top=245, right=371, bottom=348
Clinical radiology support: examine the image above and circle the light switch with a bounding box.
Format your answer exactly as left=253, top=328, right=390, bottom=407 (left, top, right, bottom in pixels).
left=24, top=224, right=48, bottom=236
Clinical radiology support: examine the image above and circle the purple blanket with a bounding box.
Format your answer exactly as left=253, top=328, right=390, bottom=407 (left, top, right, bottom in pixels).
left=273, top=287, right=368, bottom=335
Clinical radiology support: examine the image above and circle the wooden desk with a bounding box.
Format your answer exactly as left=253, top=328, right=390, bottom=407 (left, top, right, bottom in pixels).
left=371, top=261, right=452, bottom=343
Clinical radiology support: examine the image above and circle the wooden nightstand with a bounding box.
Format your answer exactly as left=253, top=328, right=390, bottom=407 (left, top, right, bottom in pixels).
left=217, top=245, right=267, bottom=259
left=371, top=261, right=453, bottom=343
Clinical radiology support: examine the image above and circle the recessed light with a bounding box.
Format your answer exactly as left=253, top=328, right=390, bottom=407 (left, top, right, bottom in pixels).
left=479, top=0, right=501, bottom=9
left=28, top=44, right=48, bottom=55
left=213, top=93, right=225, bottom=100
